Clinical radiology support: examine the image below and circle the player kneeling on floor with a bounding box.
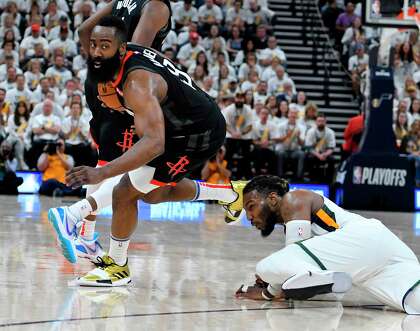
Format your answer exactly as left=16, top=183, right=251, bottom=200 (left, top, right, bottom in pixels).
left=235, top=175, right=420, bottom=315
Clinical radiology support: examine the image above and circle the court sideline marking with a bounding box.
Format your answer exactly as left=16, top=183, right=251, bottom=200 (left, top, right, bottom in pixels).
left=0, top=304, right=387, bottom=328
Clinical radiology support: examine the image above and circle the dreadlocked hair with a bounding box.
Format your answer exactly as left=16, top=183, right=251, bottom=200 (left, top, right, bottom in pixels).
left=243, top=175, right=289, bottom=198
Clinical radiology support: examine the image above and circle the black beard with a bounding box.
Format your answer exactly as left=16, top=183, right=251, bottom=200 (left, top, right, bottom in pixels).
left=235, top=102, right=244, bottom=108
left=260, top=203, right=279, bottom=237
left=87, top=51, right=121, bottom=83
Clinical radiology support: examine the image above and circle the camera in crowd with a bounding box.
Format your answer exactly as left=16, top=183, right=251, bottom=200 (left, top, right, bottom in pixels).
left=44, top=141, right=64, bottom=155
left=0, top=141, right=14, bottom=161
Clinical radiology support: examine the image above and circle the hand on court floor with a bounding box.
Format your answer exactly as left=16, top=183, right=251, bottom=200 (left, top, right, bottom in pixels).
left=235, top=284, right=265, bottom=300
left=66, top=166, right=104, bottom=188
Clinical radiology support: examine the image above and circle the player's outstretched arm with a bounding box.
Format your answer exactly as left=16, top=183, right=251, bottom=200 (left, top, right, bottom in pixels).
left=78, top=1, right=115, bottom=52
left=132, top=0, right=170, bottom=47
left=66, top=70, right=166, bottom=188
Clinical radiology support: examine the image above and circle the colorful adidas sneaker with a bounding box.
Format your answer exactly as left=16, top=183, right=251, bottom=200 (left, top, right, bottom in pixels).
left=219, top=180, right=248, bottom=223
left=76, top=255, right=131, bottom=287
left=75, top=233, right=105, bottom=265
left=48, top=207, right=79, bottom=263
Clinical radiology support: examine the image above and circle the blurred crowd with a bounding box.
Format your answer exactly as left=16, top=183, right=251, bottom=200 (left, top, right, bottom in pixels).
left=0, top=0, right=341, bottom=195
left=321, top=0, right=420, bottom=184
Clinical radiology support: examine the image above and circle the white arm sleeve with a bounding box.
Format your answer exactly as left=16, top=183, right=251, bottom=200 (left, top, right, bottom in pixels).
left=285, top=220, right=312, bottom=246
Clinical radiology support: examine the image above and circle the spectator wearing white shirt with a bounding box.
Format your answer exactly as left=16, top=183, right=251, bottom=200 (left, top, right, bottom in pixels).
left=207, top=42, right=231, bottom=69
left=77, top=67, right=87, bottom=85
left=177, top=32, right=206, bottom=69
left=72, top=47, right=87, bottom=75
left=22, top=15, right=46, bottom=39
left=0, top=14, right=21, bottom=43
left=177, top=21, right=200, bottom=47
left=62, top=102, right=96, bottom=166
left=6, top=100, right=30, bottom=170
left=226, top=0, right=249, bottom=28
left=276, top=108, right=306, bottom=179
left=44, top=0, right=69, bottom=30
left=0, top=1, right=22, bottom=27
left=19, top=24, right=49, bottom=62
left=47, top=15, right=74, bottom=42
left=299, top=102, right=318, bottom=132
left=241, top=69, right=260, bottom=92
left=198, top=0, right=223, bottom=33
left=187, top=50, right=210, bottom=76
left=212, top=65, right=236, bottom=93
left=31, top=91, right=64, bottom=119
left=0, top=66, right=18, bottom=90
left=162, top=30, right=178, bottom=52
left=238, top=52, right=262, bottom=82
left=247, top=0, right=273, bottom=27
left=45, top=55, right=73, bottom=90
left=29, top=99, right=62, bottom=168
left=57, top=79, right=83, bottom=108
left=0, top=41, right=19, bottom=68
left=72, top=0, right=96, bottom=14
left=49, top=27, right=78, bottom=59
left=251, top=107, right=278, bottom=175
left=261, top=56, right=283, bottom=82
left=253, top=80, right=269, bottom=104
left=0, top=0, right=27, bottom=13
left=31, top=42, right=49, bottom=72
left=259, top=36, right=287, bottom=67
left=203, top=25, right=226, bottom=51
left=31, top=77, right=55, bottom=105
left=348, top=43, right=369, bottom=99
left=272, top=99, right=289, bottom=126
left=0, top=54, right=21, bottom=81
left=267, top=65, right=296, bottom=96
left=233, top=38, right=260, bottom=67
left=74, top=2, right=94, bottom=28
left=202, top=76, right=218, bottom=99
left=5, top=75, right=33, bottom=109
left=174, top=0, right=198, bottom=30
left=305, top=112, right=336, bottom=182
left=223, top=92, right=254, bottom=179
left=96, top=0, right=110, bottom=11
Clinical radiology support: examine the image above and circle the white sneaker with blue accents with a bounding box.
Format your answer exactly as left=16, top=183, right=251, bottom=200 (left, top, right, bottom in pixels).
left=75, top=233, right=105, bottom=265
left=48, top=207, right=79, bottom=263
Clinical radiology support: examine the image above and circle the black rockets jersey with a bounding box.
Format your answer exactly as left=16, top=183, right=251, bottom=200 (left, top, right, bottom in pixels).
left=85, top=74, right=139, bottom=162
left=111, top=0, right=172, bottom=50
left=101, top=43, right=224, bottom=139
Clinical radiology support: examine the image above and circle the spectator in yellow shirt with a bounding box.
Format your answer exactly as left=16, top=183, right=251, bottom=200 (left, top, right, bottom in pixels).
left=37, top=138, right=81, bottom=196
left=201, top=146, right=231, bottom=184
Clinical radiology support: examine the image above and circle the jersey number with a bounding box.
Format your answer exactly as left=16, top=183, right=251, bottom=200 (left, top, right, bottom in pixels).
left=142, top=49, right=196, bottom=90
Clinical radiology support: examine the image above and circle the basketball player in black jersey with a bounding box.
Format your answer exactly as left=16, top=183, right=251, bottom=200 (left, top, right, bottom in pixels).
left=47, top=0, right=173, bottom=264
left=79, top=0, right=171, bottom=51
left=49, top=17, right=246, bottom=285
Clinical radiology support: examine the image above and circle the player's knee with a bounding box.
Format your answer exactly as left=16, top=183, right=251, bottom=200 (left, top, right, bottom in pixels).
left=112, top=175, right=140, bottom=204
left=256, top=256, right=286, bottom=285
left=404, top=286, right=420, bottom=315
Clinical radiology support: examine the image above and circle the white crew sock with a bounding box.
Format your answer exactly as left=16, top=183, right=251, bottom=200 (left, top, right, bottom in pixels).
left=192, top=181, right=237, bottom=203
left=80, top=220, right=96, bottom=241
left=68, top=199, right=93, bottom=222
left=108, top=235, right=130, bottom=266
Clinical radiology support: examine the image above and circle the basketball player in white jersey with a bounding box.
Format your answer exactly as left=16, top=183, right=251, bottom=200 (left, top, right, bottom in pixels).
left=235, top=175, right=420, bottom=314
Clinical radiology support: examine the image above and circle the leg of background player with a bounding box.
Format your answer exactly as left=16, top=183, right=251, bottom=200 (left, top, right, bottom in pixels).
left=108, top=174, right=145, bottom=265
left=142, top=178, right=237, bottom=204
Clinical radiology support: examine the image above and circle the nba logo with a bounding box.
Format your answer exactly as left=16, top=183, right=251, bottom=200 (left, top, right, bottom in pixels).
left=298, top=227, right=303, bottom=236
left=353, top=166, right=362, bottom=184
